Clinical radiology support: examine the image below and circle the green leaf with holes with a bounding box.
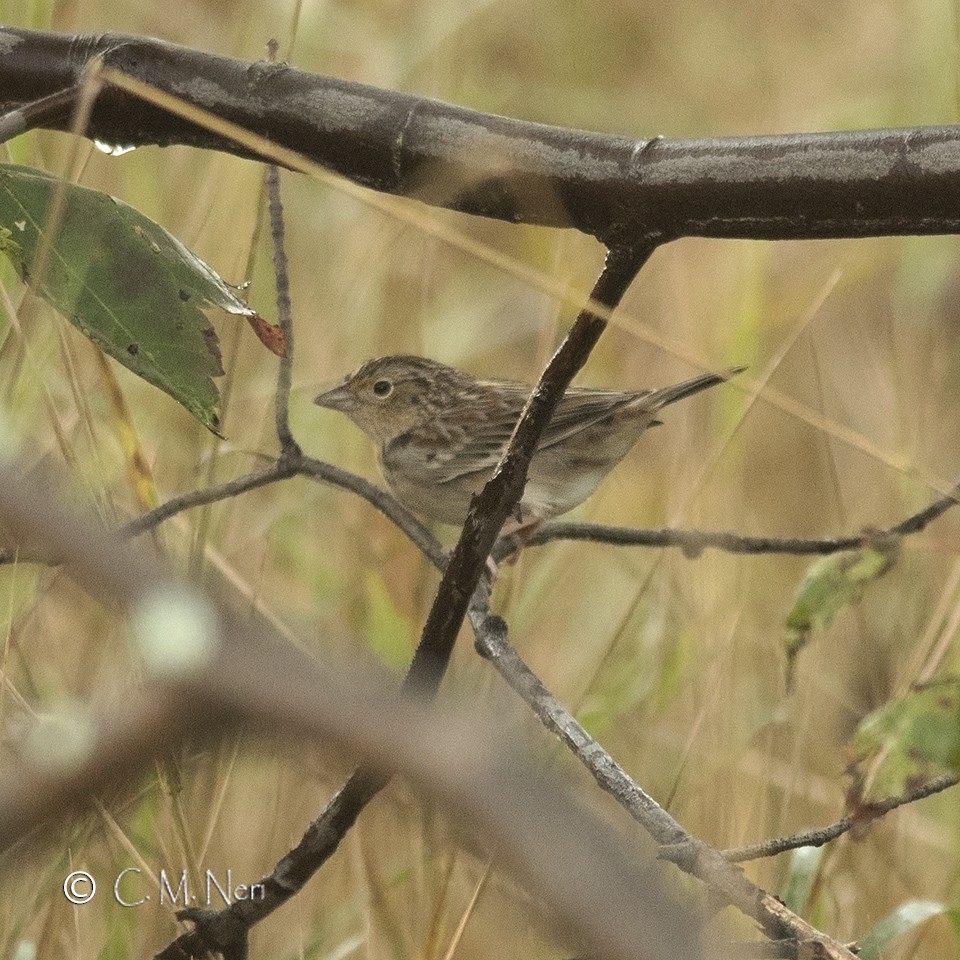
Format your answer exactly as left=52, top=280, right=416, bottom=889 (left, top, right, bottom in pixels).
left=0, top=164, right=258, bottom=434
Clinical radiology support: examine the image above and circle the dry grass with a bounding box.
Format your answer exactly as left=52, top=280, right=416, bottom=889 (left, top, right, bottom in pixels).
left=1, top=0, right=959, bottom=957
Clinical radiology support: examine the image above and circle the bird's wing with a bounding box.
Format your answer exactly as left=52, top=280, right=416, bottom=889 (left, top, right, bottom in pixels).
left=427, top=385, right=645, bottom=484
left=420, top=387, right=523, bottom=484
left=537, top=389, right=648, bottom=447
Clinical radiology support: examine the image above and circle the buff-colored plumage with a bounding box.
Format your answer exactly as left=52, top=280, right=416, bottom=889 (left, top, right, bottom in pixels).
left=314, top=355, right=741, bottom=525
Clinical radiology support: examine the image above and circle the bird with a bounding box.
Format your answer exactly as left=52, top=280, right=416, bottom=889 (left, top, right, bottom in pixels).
left=314, top=355, right=742, bottom=527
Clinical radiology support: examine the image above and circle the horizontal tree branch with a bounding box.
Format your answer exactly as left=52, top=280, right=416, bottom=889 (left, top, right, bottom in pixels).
left=526, top=481, right=960, bottom=556
left=4, top=454, right=954, bottom=571
left=2, top=28, right=960, bottom=244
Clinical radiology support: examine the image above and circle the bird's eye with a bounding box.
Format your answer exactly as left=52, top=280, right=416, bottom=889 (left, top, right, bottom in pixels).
left=372, top=379, right=393, bottom=398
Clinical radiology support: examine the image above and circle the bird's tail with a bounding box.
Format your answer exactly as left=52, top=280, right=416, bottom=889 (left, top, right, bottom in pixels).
left=651, top=366, right=745, bottom=409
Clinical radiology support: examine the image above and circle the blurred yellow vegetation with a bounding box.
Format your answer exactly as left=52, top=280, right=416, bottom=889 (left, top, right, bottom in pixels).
left=1, top=0, right=959, bottom=958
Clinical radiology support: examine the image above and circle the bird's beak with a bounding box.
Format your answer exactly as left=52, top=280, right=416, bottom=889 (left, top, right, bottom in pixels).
left=313, top=380, right=352, bottom=411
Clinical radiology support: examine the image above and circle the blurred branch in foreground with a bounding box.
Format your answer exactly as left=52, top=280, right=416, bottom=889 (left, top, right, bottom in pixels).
left=0, top=451, right=699, bottom=960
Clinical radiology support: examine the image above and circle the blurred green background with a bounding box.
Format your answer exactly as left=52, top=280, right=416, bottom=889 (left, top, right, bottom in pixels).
left=1, top=0, right=959, bottom=957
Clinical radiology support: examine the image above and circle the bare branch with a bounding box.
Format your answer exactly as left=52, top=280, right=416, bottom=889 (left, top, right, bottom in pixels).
left=0, top=83, right=75, bottom=141
left=2, top=28, right=960, bottom=243
left=467, top=588, right=858, bottom=960
left=120, top=460, right=298, bottom=539
left=109, top=455, right=445, bottom=571
left=410, top=243, right=652, bottom=701
left=723, top=773, right=959, bottom=863
left=0, top=457, right=698, bottom=960
left=264, top=163, right=298, bottom=454
left=526, top=480, right=960, bottom=557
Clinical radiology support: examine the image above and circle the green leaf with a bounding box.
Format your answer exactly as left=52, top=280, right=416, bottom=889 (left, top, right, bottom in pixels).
left=857, top=899, right=945, bottom=960
left=847, top=678, right=960, bottom=808
left=0, top=164, right=258, bottom=433
left=784, top=545, right=896, bottom=679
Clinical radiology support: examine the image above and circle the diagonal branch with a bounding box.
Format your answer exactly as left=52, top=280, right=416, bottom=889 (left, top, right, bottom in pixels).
left=0, top=456, right=698, bottom=960
left=408, top=241, right=654, bottom=698
left=723, top=773, right=958, bottom=862
left=467, top=586, right=858, bottom=960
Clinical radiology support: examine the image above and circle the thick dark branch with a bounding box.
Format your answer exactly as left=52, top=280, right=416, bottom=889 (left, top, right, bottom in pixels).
left=3, top=28, right=960, bottom=243
left=407, top=243, right=652, bottom=700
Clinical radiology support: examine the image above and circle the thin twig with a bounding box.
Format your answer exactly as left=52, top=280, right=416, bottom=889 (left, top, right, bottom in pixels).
left=467, top=588, right=857, bottom=959
left=0, top=84, right=77, bottom=144
left=722, top=773, right=959, bottom=862
left=116, top=453, right=446, bottom=569
left=264, top=162, right=298, bottom=454
left=121, top=461, right=298, bottom=539
left=526, top=481, right=960, bottom=557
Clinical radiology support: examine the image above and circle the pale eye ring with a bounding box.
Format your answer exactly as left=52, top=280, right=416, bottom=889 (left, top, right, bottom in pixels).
left=372, top=379, right=393, bottom=398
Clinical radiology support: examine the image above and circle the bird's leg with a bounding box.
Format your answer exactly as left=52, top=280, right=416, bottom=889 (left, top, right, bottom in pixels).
left=484, top=510, right=541, bottom=581
left=495, top=513, right=543, bottom=566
